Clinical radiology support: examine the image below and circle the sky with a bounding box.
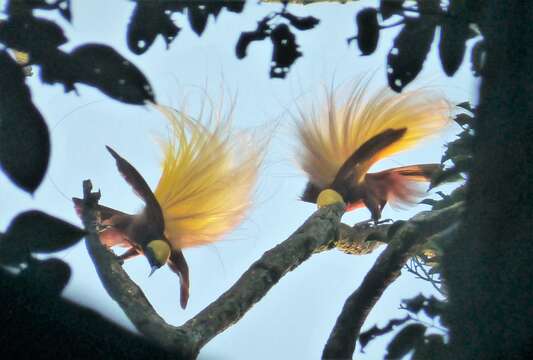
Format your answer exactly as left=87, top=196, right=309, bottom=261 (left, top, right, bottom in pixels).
left=0, top=1, right=478, bottom=359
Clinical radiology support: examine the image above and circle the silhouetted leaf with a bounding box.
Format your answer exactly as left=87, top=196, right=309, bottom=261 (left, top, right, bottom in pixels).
left=235, top=17, right=270, bottom=59
left=72, top=45, right=155, bottom=103
left=385, top=323, right=426, bottom=359
left=270, top=23, right=301, bottom=78
left=430, top=166, right=465, bottom=189
left=442, top=131, right=473, bottom=163
left=454, top=113, right=473, bottom=127
left=0, top=15, right=68, bottom=55
left=412, top=334, right=447, bottom=360
left=4, top=210, right=85, bottom=254
left=359, top=315, right=411, bottom=351
left=470, top=39, right=485, bottom=76
left=432, top=185, right=465, bottom=210
left=20, top=258, right=71, bottom=296
left=0, top=51, right=50, bottom=193
left=280, top=12, right=320, bottom=31
left=423, top=296, right=445, bottom=318
left=188, top=5, right=209, bottom=35
left=380, top=0, right=405, bottom=20
left=387, top=18, right=436, bottom=91
left=456, top=101, right=473, bottom=113
left=224, top=0, right=245, bottom=13
left=0, top=229, right=30, bottom=266
left=127, top=2, right=180, bottom=55
left=403, top=294, right=427, bottom=313
left=356, top=8, right=379, bottom=55
left=420, top=198, right=438, bottom=207
left=439, top=18, right=470, bottom=76
left=39, top=44, right=155, bottom=104
left=7, top=0, right=72, bottom=22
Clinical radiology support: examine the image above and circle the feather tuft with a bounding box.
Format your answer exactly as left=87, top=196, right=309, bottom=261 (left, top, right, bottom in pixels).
left=153, top=104, right=265, bottom=249
left=295, top=82, right=452, bottom=188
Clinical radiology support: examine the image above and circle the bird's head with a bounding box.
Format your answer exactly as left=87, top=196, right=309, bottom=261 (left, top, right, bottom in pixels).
left=144, top=239, right=171, bottom=276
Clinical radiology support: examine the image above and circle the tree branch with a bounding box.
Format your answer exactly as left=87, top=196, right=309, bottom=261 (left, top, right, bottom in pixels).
left=79, top=180, right=345, bottom=358
left=80, top=181, right=191, bottom=355
left=322, top=202, right=464, bottom=359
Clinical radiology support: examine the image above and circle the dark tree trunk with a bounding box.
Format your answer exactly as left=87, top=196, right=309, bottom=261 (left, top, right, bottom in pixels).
left=443, top=1, right=533, bottom=358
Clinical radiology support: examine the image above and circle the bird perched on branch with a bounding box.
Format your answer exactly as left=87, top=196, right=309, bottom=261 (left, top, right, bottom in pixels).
left=74, top=104, right=264, bottom=308
left=295, top=82, right=451, bottom=222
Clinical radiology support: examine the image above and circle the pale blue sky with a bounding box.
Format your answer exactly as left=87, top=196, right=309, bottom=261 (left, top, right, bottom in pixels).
left=0, top=1, right=476, bottom=359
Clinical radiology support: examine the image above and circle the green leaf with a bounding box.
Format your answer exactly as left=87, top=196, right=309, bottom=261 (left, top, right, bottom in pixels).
left=5, top=210, right=86, bottom=254
left=385, top=323, right=426, bottom=359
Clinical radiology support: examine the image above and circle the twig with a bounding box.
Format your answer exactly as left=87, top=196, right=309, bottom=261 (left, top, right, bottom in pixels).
left=322, top=202, right=464, bottom=359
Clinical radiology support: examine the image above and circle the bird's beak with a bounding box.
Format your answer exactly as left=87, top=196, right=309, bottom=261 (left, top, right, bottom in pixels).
left=149, top=265, right=158, bottom=277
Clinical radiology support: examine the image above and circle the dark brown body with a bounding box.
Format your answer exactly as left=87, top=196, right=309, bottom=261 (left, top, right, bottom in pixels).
left=301, top=128, right=439, bottom=221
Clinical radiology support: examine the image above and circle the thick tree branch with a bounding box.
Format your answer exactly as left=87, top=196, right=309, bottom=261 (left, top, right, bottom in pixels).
left=322, top=202, right=464, bottom=359
left=79, top=180, right=345, bottom=358
left=80, top=181, right=191, bottom=355
left=315, top=221, right=390, bottom=255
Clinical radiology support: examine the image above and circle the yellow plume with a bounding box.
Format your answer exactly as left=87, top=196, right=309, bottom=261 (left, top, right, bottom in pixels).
left=153, top=104, right=264, bottom=249
left=296, top=82, right=452, bottom=187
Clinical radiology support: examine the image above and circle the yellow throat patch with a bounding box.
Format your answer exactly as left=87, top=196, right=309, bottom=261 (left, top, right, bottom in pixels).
left=147, top=240, right=171, bottom=266
left=317, top=189, right=345, bottom=208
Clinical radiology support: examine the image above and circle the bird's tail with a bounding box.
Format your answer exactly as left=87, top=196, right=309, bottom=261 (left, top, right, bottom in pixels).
left=152, top=104, right=266, bottom=249
left=295, top=81, right=452, bottom=188
left=365, top=164, right=439, bottom=209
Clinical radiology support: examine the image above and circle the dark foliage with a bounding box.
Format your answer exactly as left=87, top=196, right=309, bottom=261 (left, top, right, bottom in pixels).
left=351, top=0, right=482, bottom=91
left=354, top=8, right=379, bottom=55
left=0, top=51, right=50, bottom=193
left=0, top=267, right=176, bottom=359
left=235, top=5, right=319, bottom=79
left=387, top=18, right=437, bottom=92
left=126, top=0, right=245, bottom=54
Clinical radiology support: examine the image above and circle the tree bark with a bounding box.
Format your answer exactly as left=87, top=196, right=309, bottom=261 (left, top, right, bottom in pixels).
left=442, top=1, right=533, bottom=359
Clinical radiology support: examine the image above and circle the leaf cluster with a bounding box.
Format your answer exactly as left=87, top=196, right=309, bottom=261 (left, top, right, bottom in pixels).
left=235, top=4, right=319, bottom=78
left=0, top=210, right=85, bottom=296
left=360, top=294, right=448, bottom=360
left=351, top=0, right=484, bottom=91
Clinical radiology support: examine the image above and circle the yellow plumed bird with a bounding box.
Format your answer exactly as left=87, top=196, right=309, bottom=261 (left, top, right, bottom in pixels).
left=296, top=81, right=452, bottom=221
left=74, top=102, right=264, bottom=308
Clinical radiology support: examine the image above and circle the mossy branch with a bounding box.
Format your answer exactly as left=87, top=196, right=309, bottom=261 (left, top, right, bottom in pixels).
left=322, top=202, right=464, bottom=359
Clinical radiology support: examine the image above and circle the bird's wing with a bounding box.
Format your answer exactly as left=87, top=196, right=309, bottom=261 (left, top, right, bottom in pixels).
left=331, top=128, right=407, bottom=191
left=72, top=197, right=130, bottom=221
left=167, top=249, right=190, bottom=309
left=365, top=164, right=440, bottom=209
left=106, top=146, right=164, bottom=233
